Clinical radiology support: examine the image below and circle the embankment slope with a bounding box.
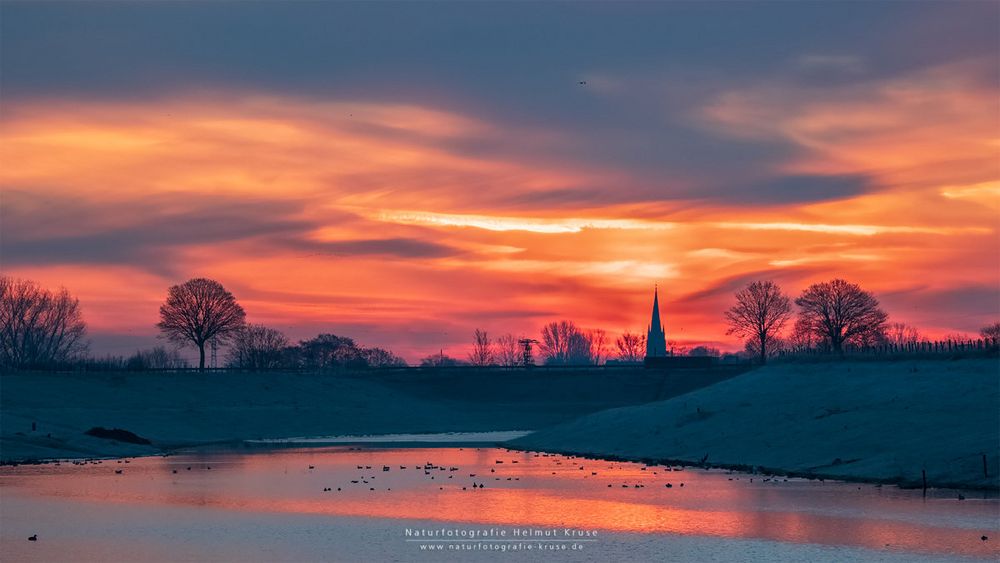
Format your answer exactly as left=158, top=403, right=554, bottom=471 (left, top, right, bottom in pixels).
left=0, top=366, right=744, bottom=462
left=511, top=359, right=999, bottom=489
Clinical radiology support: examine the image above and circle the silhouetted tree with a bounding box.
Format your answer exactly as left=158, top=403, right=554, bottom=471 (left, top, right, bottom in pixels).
left=157, top=278, right=246, bottom=371
left=361, top=346, right=408, bottom=368
left=688, top=345, right=721, bottom=357
left=468, top=328, right=494, bottom=366
left=666, top=340, right=690, bottom=356
left=539, top=320, right=591, bottom=365
left=789, top=316, right=822, bottom=351
left=743, top=334, right=784, bottom=359
left=943, top=332, right=973, bottom=342
left=566, top=331, right=591, bottom=365
left=275, top=333, right=406, bottom=369
left=126, top=346, right=188, bottom=370
left=227, top=324, right=289, bottom=370
left=725, top=280, right=792, bottom=364
left=615, top=331, right=645, bottom=362
left=795, top=279, right=888, bottom=354
left=885, top=322, right=921, bottom=348
left=587, top=329, right=609, bottom=365
left=980, top=322, right=1000, bottom=341
left=297, top=334, right=366, bottom=369
left=495, top=333, right=522, bottom=368
left=0, top=276, right=88, bottom=368
left=853, top=324, right=888, bottom=348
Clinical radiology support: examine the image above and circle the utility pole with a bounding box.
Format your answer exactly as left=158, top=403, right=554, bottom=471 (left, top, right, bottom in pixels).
left=518, top=338, right=539, bottom=367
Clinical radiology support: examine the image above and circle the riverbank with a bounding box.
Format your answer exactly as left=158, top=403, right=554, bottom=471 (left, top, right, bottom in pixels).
left=0, top=366, right=744, bottom=463
left=510, top=358, right=1000, bottom=490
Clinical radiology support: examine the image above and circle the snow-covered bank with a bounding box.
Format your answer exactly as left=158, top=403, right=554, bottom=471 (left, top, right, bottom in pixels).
left=0, top=367, right=743, bottom=462
left=510, top=359, right=1000, bottom=490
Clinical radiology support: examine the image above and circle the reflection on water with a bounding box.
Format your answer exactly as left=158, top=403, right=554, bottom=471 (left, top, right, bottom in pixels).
left=1, top=447, right=997, bottom=562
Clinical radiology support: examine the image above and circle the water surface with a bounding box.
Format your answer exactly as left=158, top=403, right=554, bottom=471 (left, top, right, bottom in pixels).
left=1, top=446, right=996, bottom=562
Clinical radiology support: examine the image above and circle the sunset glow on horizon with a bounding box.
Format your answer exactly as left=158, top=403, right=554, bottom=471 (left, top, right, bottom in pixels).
left=1, top=2, right=997, bottom=360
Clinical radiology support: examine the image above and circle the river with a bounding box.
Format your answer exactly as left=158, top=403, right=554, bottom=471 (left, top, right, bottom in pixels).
left=1, top=437, right=996, bottom=562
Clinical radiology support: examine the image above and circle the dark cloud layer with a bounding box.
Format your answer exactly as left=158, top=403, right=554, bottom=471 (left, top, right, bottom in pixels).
left=0, top=191, right=459, bottom=273
left=4, top=2, right=995, bottom=100
left=286, top=238, right=458, bottom=260
left=3, top=2, right=996, bottom=207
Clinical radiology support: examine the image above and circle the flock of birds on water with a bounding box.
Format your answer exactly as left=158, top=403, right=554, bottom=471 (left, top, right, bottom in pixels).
left=305, top=450, right=692, bottom=493
left=17, top=448, right=991, bottom=545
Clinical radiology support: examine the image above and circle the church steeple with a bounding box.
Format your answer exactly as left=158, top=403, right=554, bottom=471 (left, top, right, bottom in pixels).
left=646, top=285, right=668, bottom=358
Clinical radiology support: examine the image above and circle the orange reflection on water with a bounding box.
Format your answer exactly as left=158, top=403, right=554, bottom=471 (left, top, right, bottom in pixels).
left=2, top=447, right=996, bottom=560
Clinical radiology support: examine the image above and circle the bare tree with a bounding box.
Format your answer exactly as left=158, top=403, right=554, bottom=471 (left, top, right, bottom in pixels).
left=539, top=321, right=570, bottom=364
left=666, top=339, right=690, bottom=356
left=157, top=278, right=246, bottom=371
left=980, top=322, right=1000, bottom=341
left=688, top=345, right=721, bottom=357
left=0, top=276, right=88, bottom=368
left=361, top=347, right=408, bottom=368
left=789, top=316, right=821, bottom=351
left=127, top=346, right=188, bottom=370
left=944, top=332, right=973, bottom=342
left=614, top=331, right=646, bottom=362
left=227, top=324, right=288, bottom=370
left=743, top=333, right=784, bottom=359
left=495, top=333, right=522, bottom=368
left=854, top=324, right=888, bottom=348
left=539, top=320, right=591, bottom=365
left=468, top=328, right=494, bottom=366
left=725, top=280, right=792, bottom=364
left=885, top=322, right=921, bottom=348
left=795, top=279, right=888, bottom=354
left=587, top=329, right=609, bottom=365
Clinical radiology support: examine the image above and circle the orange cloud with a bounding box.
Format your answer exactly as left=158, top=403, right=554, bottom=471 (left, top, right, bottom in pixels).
left=1, top=87, right=997, bottom=360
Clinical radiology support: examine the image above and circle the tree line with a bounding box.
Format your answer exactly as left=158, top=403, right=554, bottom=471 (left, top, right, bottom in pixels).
left=725, top=278, right=1000, bottom=364
left=0, top=276, right=405, bottom=371
left=1, top=274, right=997, bottom=370
left=460, top=278, right=998, bottom=367
left=455, top=323, right=648, bottom=367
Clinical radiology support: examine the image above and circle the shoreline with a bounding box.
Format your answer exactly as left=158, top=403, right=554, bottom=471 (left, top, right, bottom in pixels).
left=0, top=432, right=531, bottom=466
left=502, top=445, right=1000, bottom=493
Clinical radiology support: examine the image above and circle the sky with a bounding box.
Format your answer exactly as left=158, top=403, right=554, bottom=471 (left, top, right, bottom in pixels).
left=1, top=1, right=998, bottom=362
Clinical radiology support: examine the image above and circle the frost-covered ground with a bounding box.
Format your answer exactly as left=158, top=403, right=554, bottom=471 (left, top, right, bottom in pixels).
left=512, top=359, right=1000, bottom=490
left=0, top=367, right=738, bottom=462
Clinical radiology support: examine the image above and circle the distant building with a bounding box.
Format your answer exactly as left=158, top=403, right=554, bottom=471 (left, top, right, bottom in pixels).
left=646, top=286, right=668, bottom=358
left=643, top=285, right=717, bottom=369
